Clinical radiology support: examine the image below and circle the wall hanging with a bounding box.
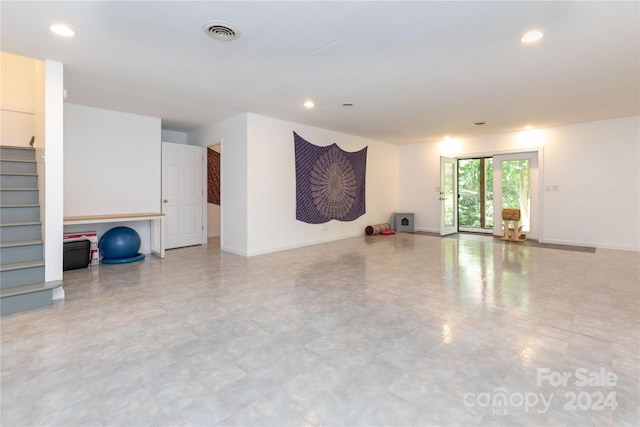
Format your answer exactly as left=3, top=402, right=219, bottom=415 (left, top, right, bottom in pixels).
left=294, top=132, right=367, bottom=224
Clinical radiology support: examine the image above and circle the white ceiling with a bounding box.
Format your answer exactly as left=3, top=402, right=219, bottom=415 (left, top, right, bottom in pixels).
left=2, top=1, right=638, bottom=145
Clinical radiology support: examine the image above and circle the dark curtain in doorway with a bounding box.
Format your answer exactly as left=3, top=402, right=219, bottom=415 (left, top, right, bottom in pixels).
left=207, top=149, right=220, bottom=205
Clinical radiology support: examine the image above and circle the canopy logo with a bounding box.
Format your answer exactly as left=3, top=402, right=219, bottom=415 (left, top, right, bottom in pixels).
left=464, top=367, right=619, bottom=416
left=464, top=388, right=553, bottom=415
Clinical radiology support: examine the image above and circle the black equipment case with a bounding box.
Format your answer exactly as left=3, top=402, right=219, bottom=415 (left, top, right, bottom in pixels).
left=63, top=240, right=92, bottom=271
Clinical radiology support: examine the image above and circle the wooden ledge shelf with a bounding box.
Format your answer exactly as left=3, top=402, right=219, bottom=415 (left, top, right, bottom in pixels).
left=63, top=212, right=165, bottom=258
left=64, top=212, right=164, bottom=225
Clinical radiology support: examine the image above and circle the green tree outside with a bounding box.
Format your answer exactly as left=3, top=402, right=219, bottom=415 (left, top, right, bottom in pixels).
left=458, top=158, right=529, bottom=230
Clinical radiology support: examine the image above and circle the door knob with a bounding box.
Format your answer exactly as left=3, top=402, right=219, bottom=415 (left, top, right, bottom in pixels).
left=163, top=199, right=168, bottom=203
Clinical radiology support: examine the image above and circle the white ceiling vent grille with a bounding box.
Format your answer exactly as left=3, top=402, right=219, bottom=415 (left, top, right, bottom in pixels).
left=203, top=21, right=240, bottom=41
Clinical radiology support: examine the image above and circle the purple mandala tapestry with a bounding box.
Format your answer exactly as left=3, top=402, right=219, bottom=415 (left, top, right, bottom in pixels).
left=294, top=132, right=367, bottom=224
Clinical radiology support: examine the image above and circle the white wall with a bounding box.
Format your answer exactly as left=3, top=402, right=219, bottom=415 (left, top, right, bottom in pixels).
left=398, top=142, right=441, bottom=234
left=161, top=129, right=187, bottom=144
left=0, top=52, right=37, bottom=147
left=541, top=117, right=639, bottom=250
left=64, top=104, right=161, bottom=215
left=44, top=60, right=64, bottom=285
left=189, top=113, right=399, bottom=256
left=398, top=116, right=640, bottom=251
left=188, top=114, right=248, bottom=255
left=64, top=104, right=161, bottom=253
left=245, top=114, right=398, bottom=256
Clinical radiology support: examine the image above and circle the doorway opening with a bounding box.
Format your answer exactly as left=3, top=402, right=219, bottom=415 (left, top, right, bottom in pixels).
left=441, top=151, right=538, bottom=239
left=206, top=144, right=221, bottom=247
left=499, top=159, right=531, bottom=232
left=457, top=157, right=493, bottom=234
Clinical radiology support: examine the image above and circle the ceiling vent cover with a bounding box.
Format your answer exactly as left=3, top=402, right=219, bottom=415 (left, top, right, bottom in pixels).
left=203, top=21, right=240, bottom=41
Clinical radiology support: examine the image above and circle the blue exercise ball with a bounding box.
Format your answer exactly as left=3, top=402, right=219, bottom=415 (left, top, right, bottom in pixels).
left=99, top=226, right=141, bottom=259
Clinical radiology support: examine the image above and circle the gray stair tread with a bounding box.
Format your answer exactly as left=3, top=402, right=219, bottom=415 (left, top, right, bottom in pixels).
left=0, top=280, right=63, bottom=298
left=1, top=204, right=39, bottom=208
left=0, top=239, right=43, bottom=248
left=0, top=145, right=35, bottom=150
left=0, top=259, right=44, bottom=271
left=0, top=158, right=36, bottom=163
left=0, top=221, right=41, bottom=227
left=0, top=172, right=37, bottom=176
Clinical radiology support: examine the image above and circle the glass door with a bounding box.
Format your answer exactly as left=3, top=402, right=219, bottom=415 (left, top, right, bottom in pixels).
left=493, top=152, right=539, bottom=239
left=458, top=157, right=493, bottom=233
left=440, top=156, right=458, bottom=235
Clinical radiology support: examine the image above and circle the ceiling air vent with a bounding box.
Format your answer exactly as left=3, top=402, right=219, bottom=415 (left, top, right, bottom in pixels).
left=203, top=21, right=240, bottom=41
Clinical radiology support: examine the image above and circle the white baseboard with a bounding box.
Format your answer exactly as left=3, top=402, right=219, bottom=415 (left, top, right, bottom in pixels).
left=52, top=285, right=65, bottom=301
left=243, top=232, right=363, bottom=257
left=220, top=246, right=248, bottom=257
left=414, top=227, right=440, bottom=233
left=540, top=238, right=638, bottom=252
left=223, top=232, right=639, bottom=256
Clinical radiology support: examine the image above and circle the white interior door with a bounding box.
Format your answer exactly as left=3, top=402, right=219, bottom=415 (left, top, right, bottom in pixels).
left=162, top=142, right=204, bottom=249
left=493, top=152, right=539, bottom=239
left=440, top=156, right=458, bottom=236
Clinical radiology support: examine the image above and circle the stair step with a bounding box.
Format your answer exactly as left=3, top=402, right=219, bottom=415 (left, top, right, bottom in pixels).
left=0, top=188, right=39, bottom=205
left=0, top=221, right=41, bottom=227
left=0, top=240, right=43, bottom=263
left=0, top=206, right=40, bottom=222
left=0, top=260, right=45, bottom=289
left=0, top=259, right=45, bottom=272
left=0, top=146, right=36, bottom=161
left=0, top=172, right=37, bottom=175
left=0, top=147, right=50, bottom=315
left=0, top=221, right=42, bottom=242
left=0, top=239, right=42, bottom=248
left=0, top=222, right=41, bottom=242
left=0, top=223, right=42, bottom=243
left=0, top=280, right=62, bottom=298
left=0, top=280, right=62, bottom=316
left=1, top=289, right=53, bottom=316
left=0, top=174, right=38, bottom=188
left=0, top=160, right=37, bottom=174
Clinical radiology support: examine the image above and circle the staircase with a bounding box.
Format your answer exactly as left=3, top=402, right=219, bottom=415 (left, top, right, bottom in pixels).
left=0, top=146, right=60, bottom=315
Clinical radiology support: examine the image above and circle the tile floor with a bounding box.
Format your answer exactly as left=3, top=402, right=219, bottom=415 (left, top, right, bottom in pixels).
left=1, top=234, right=638, bottom=426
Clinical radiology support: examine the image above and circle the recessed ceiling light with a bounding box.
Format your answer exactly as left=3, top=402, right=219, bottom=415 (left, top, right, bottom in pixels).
left=473, top=122, right=487, bottom=126
left=524, top=125, right=534, bottom=130
left=50, top=24, right=75, bottom=37
left=303, top=100, right=315, bottom=108
left=521, top=30, right=543, bottom=44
